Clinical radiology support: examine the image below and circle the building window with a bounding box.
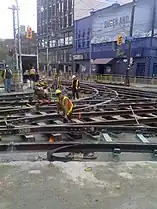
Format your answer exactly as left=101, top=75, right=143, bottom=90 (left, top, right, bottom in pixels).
left=78, top=30, right=81, bottom=48
left=58, top=38, right=64, bottom=46
left=61, top=1, right=64, bottom=12
left=49, top=40, right=53, bottom=47
left=68, top=14, right=72, bottom=26
left=40, top=6, right=44, bottom=12
left=63, top=50, right=67, bottom=62
left=82, top=29, right=85, bottom=48
left=69, top=36, right=73, bottom=44
left=42, top=39, right=44, bottom=48
left=69, top=53, right=72, bottom=61
left=64, top=16, right=67, bottom=28
left=65, top=37, right=68, bottom=45
left=87, top=28, right=90, bottom=47
left=60, top=54, right=64, bottom=60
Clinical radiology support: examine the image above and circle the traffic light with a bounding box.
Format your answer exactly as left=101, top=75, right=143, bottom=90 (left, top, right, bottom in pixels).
left=26, top=26, right=32, bottom=39
left=117, top=35, right=123, bottom=45
left=9, top=49, right=14, bottom=57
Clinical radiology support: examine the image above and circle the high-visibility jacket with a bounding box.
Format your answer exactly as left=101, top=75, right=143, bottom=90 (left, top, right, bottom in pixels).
left=2, top=69, right=12, bottom=79
left=30, top=68, right=36, bottom=75
left=72, top=79, right=79, bottom=89
left=57, top=96, right=73, bottom=115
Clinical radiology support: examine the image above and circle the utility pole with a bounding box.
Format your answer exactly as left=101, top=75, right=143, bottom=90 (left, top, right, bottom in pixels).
left=125, top=0, right=136, bottom=86
left=9, top=1, right=23, bottom=90
left=8, top=5, right=18, bottom=71
left=46, top=3, right=49, bottom=76
left=148, top=0, right=156, bottom=77
left=15, top=0, right=23, bottom=87
left=55, top=0, right=59, bottom=74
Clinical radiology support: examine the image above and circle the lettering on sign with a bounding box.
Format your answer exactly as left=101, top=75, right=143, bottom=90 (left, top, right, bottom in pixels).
left=104, top=15, right=130, bottom=28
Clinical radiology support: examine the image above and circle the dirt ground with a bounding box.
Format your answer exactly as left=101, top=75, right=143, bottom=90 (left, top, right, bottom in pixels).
left=0, top=160, right=157, bottom=209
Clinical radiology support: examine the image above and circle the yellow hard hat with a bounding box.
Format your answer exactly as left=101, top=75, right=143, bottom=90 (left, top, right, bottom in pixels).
left=55, top=89, right=62, bottom=95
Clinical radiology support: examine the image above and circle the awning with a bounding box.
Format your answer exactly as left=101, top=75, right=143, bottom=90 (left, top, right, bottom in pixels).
left=92, top=58, right=113, bottom=65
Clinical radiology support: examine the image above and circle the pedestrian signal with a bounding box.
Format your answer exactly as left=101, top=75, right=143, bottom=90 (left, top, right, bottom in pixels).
left=117, top=35, right=123, bottom=45
left=26, top=26, right=32, bottom=39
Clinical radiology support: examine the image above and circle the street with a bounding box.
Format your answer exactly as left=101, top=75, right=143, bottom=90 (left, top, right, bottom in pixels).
left=0, top=160, right=157, bottom=209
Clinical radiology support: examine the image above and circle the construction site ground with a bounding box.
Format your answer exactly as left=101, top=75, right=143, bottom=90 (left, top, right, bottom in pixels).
left=0, top=160, right=157, bottom=209
left=1, top=81, right=157, bottom=208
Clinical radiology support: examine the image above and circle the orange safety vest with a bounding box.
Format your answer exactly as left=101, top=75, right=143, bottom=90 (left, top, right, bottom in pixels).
left=57, top=96, right=73, bottom=115
left=72, top=79, right=79, bottom=88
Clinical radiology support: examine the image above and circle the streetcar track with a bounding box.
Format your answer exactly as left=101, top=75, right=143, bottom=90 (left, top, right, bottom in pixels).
left=0, top=81, right=157, bottom=158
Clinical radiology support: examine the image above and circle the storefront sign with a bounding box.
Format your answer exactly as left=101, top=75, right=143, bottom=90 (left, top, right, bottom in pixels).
left=104, top=15, right=130, bottom=28
left=92, top=2, right=153, bottom=44
left=73, top=55, right=83, bottom=60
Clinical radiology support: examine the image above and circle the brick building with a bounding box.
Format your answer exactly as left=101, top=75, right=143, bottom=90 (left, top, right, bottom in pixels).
left=36, top=0, right=117, bottom=73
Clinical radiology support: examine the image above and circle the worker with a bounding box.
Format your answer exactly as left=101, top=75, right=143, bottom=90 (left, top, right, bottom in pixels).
left=72, top=75, right=79, bottom=99
left=29, top=66, right=36, bottom=88
left=55, top=89, right=73, bottom=123
left=23, top=69, right=29, bottom=83
left=52, top=74, right=61, bottom=90
left=2, top=65, right=13, bottom=92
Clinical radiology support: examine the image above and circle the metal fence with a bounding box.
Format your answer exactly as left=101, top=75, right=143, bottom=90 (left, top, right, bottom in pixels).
left=40, top=71, right=157, bottom=86
left=60, top=73, right=157, bottom=86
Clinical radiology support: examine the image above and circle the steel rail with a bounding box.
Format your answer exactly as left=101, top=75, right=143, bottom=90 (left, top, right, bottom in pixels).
left=86, top=82, right=157, bottom=98
left=0, top=96, right=33, bottom=101
left=1, top=124, right=157, bottom=135
left=0, top=91, right=33, bottom=97
left=37, top=101, right=157, bottom=112
left=0, top=141, right=157, bottom=155
left=0, top=107, right=34, bottom=116
left=0, top=85, right=99, bottom=106
left=47, top=142, right=157, bottom=161
left=1, top=107, right=157, bottom=125
left=0, top=100, right=154, bottom=115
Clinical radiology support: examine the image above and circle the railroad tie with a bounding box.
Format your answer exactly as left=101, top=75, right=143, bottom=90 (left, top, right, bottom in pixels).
left=136, top=134, right=149, bottom=143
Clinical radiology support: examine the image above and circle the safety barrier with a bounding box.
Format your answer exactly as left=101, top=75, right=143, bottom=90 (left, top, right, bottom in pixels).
left=40, top=70, right=157, bottom=87
left=60, top=73, right=157, bottom=87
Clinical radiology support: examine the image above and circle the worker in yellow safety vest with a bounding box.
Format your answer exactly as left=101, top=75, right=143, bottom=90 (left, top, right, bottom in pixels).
left=55, top=89, right=73, bottom=122
left=72, top=75, right=79, bottom=99
left=2, top=65, right=13, bottom=92
left=29, top=66, right=36, bottom=85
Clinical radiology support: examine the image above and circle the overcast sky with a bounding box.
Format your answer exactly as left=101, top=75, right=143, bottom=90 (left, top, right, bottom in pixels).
left=0, top=0, right=36, bottom=39
left=0, top=0, right=130, bottom=39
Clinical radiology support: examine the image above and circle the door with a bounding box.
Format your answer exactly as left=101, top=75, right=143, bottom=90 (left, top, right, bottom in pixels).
left=136, top=63, right=145, bottom=77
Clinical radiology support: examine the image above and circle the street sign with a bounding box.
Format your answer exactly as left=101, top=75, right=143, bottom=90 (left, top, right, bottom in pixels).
left=126, top=36, right=134, bottom=41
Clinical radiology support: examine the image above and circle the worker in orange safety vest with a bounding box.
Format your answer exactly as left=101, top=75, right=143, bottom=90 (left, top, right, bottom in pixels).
left=55, top=89, right=73, bottom=123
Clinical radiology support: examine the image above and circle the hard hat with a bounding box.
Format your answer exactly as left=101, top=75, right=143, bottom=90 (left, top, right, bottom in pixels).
left=55, top=89, right=62, bottom=95
left=6, top=65, right=9, bottom=68
left=72, top=75, right=76, bottom=79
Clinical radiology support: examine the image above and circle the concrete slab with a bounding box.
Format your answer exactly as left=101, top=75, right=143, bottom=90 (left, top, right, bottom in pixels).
left=0, top=160, right=157, bottom=209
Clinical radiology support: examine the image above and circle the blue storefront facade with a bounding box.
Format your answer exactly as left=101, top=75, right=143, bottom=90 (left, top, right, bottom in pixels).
left=73, top=0, right=157, bottom=77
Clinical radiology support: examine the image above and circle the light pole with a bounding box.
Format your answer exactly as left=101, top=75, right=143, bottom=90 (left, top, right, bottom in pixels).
left=148, top=0, right=156, bottom=77
left=15, top=0, right=23, bottom=87
left=8, top=5, right=19, bottom=71
left=125, top=0, right=136, bottom=86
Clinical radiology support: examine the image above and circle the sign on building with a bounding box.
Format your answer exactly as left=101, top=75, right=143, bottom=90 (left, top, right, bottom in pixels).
left=91, top=1, right=155, bottom=44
